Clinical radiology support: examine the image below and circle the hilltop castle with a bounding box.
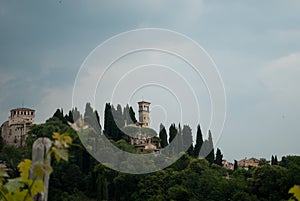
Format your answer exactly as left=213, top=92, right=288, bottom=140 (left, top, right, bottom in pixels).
left=122, top=101, right=160, bottom=153
left=1, top=108, right=35, bottom=147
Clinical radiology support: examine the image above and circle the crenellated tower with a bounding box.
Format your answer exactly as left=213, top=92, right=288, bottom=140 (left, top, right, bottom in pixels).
left=138, top=101, right=150, bottom=127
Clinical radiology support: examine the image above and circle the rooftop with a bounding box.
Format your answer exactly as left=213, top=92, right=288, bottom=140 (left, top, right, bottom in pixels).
left=10, top=108, right=35, bottom=112
left=138, top=100, right=151, bottom=105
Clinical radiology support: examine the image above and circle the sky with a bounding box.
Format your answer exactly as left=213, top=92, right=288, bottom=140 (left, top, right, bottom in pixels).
left=1, top=0, right=300, bottom=162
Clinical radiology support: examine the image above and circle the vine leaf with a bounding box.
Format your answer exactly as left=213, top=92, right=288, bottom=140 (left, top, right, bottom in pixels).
left=18, top=159, right=32, bottom=182
left=289, top=185, right=300, bottom=201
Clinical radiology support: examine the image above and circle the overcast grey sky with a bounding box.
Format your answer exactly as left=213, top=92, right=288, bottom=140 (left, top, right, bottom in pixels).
left=1, top=0, right=300, bottom=162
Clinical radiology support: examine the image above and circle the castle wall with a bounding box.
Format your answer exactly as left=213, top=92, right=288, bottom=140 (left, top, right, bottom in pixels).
left=1, top=121, right=9, bottom=144
left=1, top=108, right=35, bottom=147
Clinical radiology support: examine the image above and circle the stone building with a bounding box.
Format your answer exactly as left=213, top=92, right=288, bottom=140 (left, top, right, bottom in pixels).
left=222, top=160, right=234, bottom=170
left=123, top=101, right=159, bottom=153
left=1, top=108, right=35, bottom=147
left=238, top=157, right=260, bottom=170
left=138, top=101, right=150, bottom=127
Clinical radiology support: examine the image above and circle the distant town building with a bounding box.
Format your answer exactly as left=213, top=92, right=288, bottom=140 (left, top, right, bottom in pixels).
left=238, top=157, right=260, bottom=170
left=222, top=160, right=234, bottom=170
left=123, top=101, right=159, bottom=153
left=1, top=108, right=35, bottom=147
left=222, top=158, right=261, bottom=170
left=130, top=130, right=159, bottom=153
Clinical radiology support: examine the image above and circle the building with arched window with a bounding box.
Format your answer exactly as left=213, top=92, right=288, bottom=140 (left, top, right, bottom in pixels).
left=1, top=108, right=35, bottom=147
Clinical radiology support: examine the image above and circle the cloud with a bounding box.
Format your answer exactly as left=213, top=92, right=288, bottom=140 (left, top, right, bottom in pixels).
left=0, top=71, right=15, bottom=85
left=1, top=0, right=300, bottom=162
left=35, top=86, right=73, bottom=123
left=258, top=52, right=300, bottom=106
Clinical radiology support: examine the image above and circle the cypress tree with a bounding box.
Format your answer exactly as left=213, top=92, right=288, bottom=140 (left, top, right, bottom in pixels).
left=95, top=110, right=100, bottom=126
left=193, top=124, right=203, bottom=158
left=215, top=148, right=223, bottom=166
left=177, top=124, right=183, bottom=153
left=84, top=103, right=94, bottom=120
left=65, top=110, right=74, bottom=123
left=123, top=104, right=131, bottom=125
left=112, top=104, right=124, bottom=128
left=205, top=130, right=214, bottom=163
left=84, top=103, right=101, bottom=134
left=71, top=107, right=80, bottom=122
left=104, top=103, right=124, bottom=141
left=104, top=103, right=113, bottom=139
left=96, top=174, right=109, bottom=201
left=274, top=155, right=278, bottom=165
left=234, top=160, right=238, bottom=170
left=53, top=108, right=67, bottom=124
left=182, top=125, right=193, bottom=156
left=159, top=124, right=168, bottom=148
left=271, top=155, right=275, bottom=165
left=169, top=123, right=177, bottom=144
left=168, top=124, right=178, bottom=156
left=129, top=106, right=137, bottom=123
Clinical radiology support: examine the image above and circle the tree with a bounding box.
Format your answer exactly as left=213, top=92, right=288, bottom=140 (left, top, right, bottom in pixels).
left=84, top=103, right=101, bottom=135
left=123, top=104, right=132, bottom=125
left=104, top=103, right=124, bottom=141
left=234, top=160, right=238, bottom=170
left=177, top=124, right=183, bottom=153
left=0, top=132, right=72, bottom=201
left=112, top=104, right=124, bottom=128
left=169, top=124, right=177, bottom=144
left=95, top=110, right=100, bottom=126
left=0, top=145, right=23, bottom=177
left=259, top=158, right=269, bottom=166
left=71, top=107, right=81, bottom=122
left=168, top=124, right=178, bottom=156
left=104, top=103, right=112, bottom=137
left=182, top=125, right=193, bottom=156
left=271, top=155, right=278, bottom=166
left=215, top=148, right=223, bottom=166
left=193, top=124, right=203, bottom=158
left=167, top=185, right=189, bottom=201
left=274, top=155, right=278, bottom=165
left=205, top=130, right=214, bottom=164
left=159, top=124, right=168, bottom=148
left=250, top=165, right=289, bottom=200
left=65, top=110, right=74, bottom=123
left=53, top=108, right=67, bottom=124
left=96, top=175, right=109, bottom=201
left=129, top=106, right=137, bottom=123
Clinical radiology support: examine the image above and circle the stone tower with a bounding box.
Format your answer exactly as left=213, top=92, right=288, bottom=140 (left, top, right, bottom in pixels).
left=138, top=101, right=150, bottom=127
left=1, top=108, right=35, bottom=147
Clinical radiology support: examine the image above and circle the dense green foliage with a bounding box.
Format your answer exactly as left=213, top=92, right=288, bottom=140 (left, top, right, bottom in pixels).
left=121, top=126, right=157, bottom=138
left=0, top=132, right=72, bottom=201
left=1, top=103, right=300, bottom=201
